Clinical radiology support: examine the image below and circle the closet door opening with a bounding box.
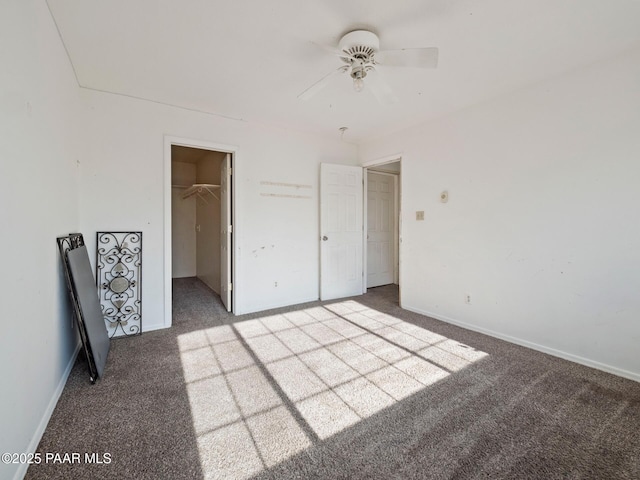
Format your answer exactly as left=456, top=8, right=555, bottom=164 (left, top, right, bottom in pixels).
left=366, top=171, right=397, bottom=288
left=170, top=145, right=233, bottom=314
left=363, top=158, right=401, bottom=303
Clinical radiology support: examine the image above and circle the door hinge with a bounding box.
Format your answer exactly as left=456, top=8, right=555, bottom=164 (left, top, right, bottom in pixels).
left=229, top=282, right=233, bottom=291
left=229, top=225, right=233, bottom=233
left=229, top=167, right=232, bottom=175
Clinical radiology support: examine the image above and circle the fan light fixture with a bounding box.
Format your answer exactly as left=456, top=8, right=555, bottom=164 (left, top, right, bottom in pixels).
left=352, top=71, right=365, bottom=92
left=353, top=76, right=365, bottom=92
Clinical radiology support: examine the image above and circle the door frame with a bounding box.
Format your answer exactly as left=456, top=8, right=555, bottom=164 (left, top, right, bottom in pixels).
left=163, top=135, right=238, bottom=327
left=362, top=154, right=402, bottom=306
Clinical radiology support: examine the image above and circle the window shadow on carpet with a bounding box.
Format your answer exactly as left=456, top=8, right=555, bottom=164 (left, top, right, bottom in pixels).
left=178, top=298, right=490, bottom=479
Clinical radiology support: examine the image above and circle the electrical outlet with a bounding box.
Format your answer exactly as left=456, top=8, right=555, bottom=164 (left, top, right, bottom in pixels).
left=416, top=211, right=425, bottom=221
left=465, top=294, right=471, bottom=304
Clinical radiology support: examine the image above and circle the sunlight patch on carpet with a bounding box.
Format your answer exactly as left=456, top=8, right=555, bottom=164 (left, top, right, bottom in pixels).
left=178, top=300, right=488, bottom=479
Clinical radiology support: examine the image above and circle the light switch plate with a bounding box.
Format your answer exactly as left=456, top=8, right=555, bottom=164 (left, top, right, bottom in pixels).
left=416, top=211, right=425, bottom=221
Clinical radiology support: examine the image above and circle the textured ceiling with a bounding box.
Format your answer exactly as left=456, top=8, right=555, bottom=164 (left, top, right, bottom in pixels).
left=48, top=0, right=640, bottom=143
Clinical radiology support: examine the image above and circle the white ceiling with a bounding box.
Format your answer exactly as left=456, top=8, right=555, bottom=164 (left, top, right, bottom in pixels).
left=47, top=0, right=640, bottom=143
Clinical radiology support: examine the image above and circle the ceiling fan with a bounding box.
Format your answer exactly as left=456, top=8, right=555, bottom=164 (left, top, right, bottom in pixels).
left=298, top=30, right=438, bottom=105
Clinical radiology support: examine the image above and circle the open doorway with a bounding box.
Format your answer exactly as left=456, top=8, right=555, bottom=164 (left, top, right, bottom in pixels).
left=364, top=158, right=401, bottom=303
left=171, top=145, right=225, bottom=291
left=164, top=137, right=235, bottom=327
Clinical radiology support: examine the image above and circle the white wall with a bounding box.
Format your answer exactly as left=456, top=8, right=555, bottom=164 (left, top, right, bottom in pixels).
left=171, top=161, right=196, bottom=278
left=0, top=2, right=82, bottom=479
left=196, top=152, right=223, bottom=293
left=79, top=89, right=358, bottom=325
left=360, top=47, right=640, bottom=380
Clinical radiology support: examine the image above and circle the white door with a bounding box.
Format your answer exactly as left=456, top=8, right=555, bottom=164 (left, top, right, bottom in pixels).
left=220, top=154, right=232, bottom=312
left=367, top=172, right=395, bottom=288
left=320, top=163, right=363, bottom=300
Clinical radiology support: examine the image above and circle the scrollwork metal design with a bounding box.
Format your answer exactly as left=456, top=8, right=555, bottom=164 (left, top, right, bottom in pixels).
left=96, top=232, right=142, bottom=337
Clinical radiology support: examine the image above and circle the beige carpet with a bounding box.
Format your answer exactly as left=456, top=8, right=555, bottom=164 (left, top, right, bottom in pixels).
left=27, top=278, right=640, bottom=479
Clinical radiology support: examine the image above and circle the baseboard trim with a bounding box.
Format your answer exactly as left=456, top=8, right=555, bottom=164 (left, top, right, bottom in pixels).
left=403, top=305, right=640, bottom=383
left=14, top=342, right=81, bottom=480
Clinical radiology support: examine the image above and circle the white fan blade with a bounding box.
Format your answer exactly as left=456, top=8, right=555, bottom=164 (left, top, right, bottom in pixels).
left=298, top=66, right=348, bottom=101
left=376, top=47, right=439, bottom=68
left=367, top=68, right=398, bottom=106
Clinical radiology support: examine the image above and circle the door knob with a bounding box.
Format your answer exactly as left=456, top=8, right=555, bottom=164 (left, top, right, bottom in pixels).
left=322, top=236, right=328, bottom=241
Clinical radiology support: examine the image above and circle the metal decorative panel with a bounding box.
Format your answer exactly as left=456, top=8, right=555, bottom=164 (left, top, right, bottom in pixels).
left=96, top=232, right=142, bottom=337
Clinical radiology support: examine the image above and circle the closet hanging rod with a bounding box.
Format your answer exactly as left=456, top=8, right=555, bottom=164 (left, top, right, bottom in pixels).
left=182, top=183, right=221, bottom=201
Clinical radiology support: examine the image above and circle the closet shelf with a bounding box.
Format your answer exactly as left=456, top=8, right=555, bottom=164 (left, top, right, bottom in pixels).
left=173, top=183, right=221, bottom=202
